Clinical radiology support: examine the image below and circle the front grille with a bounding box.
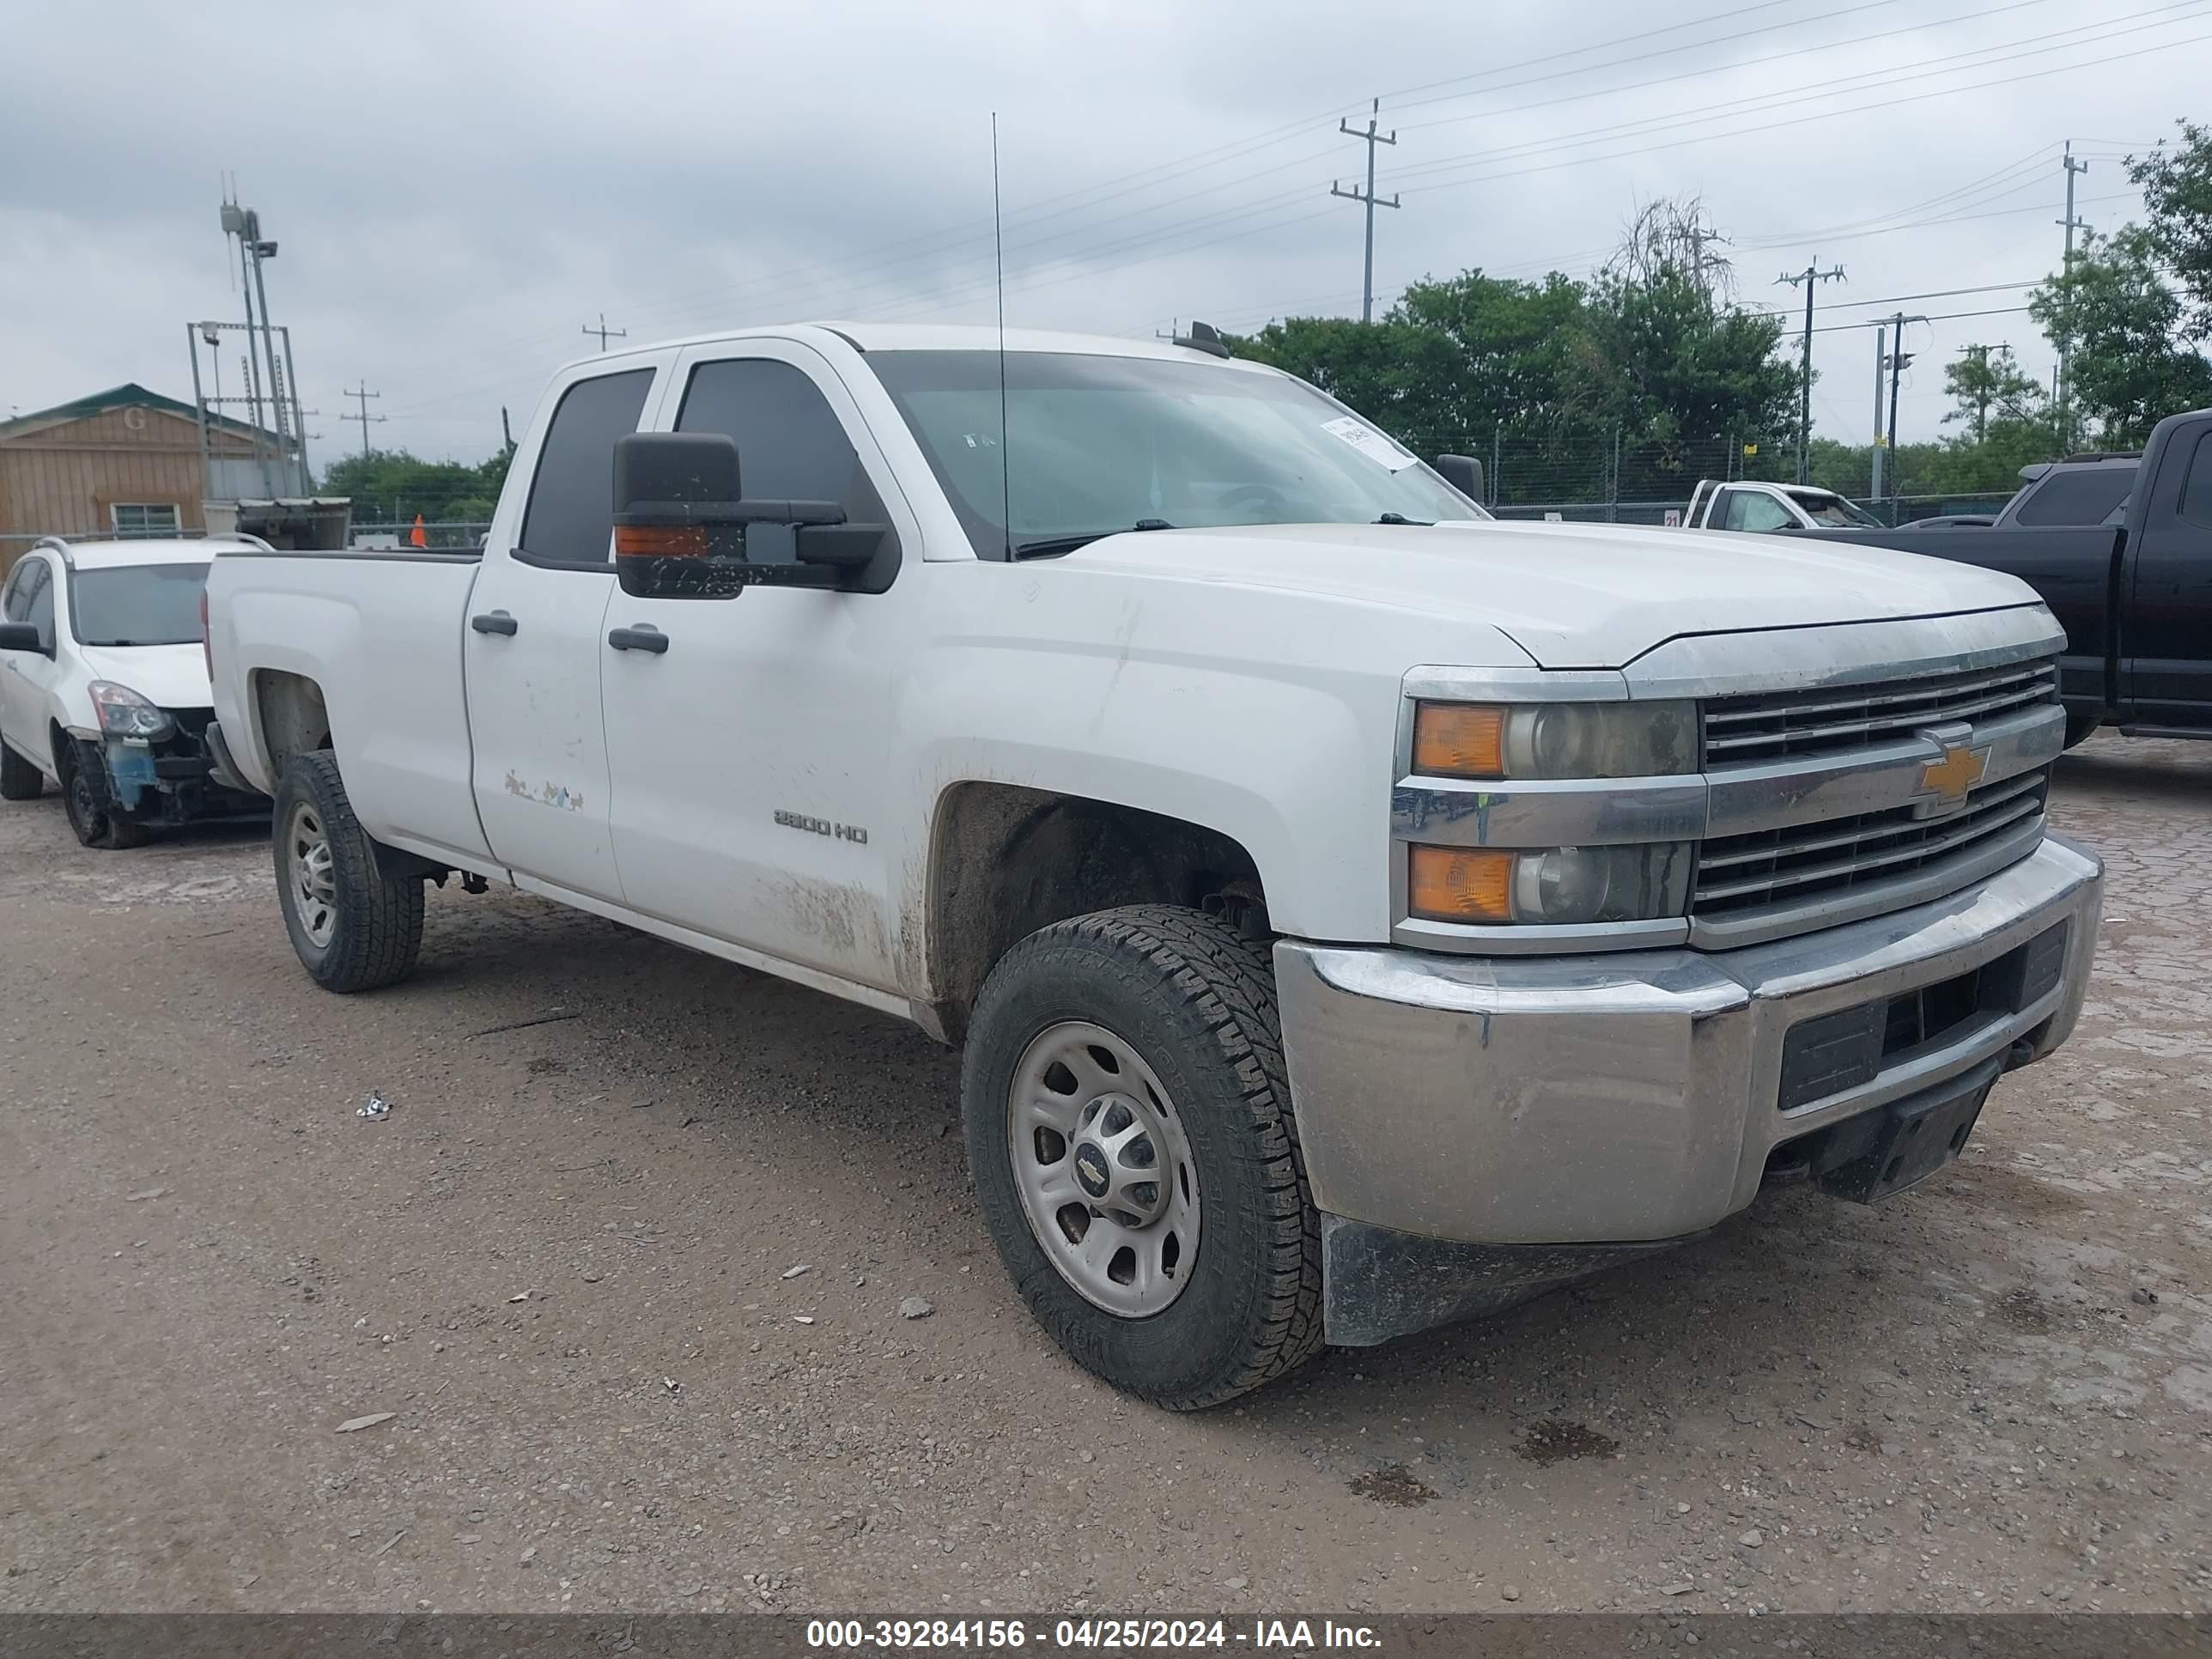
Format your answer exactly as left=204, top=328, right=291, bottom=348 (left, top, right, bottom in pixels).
left=1694, top=766, right=2051, bottom=919
left=1702, top=659, right=2058, bottom=763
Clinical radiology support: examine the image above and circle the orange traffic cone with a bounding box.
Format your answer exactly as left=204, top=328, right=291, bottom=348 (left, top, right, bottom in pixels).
left=410, top=514, right=428, bottom=548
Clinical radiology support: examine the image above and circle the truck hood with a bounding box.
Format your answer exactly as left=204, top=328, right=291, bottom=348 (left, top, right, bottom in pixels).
left=1065, top=520, right=2043, bottom=669
left=74, top=642, right=215, bottom=712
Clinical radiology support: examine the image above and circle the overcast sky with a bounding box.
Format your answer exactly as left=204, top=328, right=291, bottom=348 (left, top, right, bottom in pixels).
left=3, top=0, right=2202, bottom=477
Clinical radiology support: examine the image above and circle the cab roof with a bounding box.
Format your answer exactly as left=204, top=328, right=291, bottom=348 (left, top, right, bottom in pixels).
left=554, top=322, right=1269, bottom=381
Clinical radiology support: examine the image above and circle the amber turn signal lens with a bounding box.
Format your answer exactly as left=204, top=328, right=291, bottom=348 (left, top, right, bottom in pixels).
left=1407, top=846, right=1514, bottom=923
left=615, top=525, right=708, bottom=557
left=1412, top=702, right=1505, bottom=777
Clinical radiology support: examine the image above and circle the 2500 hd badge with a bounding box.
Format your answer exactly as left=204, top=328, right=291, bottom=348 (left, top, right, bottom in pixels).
left=775, top=808, right=868, bottom=844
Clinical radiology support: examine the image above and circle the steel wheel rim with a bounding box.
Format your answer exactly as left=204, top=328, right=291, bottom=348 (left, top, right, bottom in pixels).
left=1007, top=1019, right=1200, bottom=1318
left=287, top=803, right=337, bottom=948
left=67, top=767, right=100, bottom=837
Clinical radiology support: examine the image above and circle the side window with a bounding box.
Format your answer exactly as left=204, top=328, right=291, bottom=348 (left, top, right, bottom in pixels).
left=2016, top=465, right=2136, bottom=526
left=676, top=358, right=883, bottom=567
left=1720, top=489, right=1793, bottom=532
left=517, top=369, right=655, bottom=566
left=24, top=562, right=55, bottom=649
left=2176, top=433, right=2212, bottom=530
left=0, top=560, right=28, bottom=622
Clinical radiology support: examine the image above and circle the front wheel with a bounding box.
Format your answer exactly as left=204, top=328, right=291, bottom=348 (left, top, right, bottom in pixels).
left=272, top=750, right=424, bottom=993
left=58, top=739, right=149, bottom=848
left=2063, top=710, right=2101, bottom=749
left=962, top=905, right=1323, bottom=1409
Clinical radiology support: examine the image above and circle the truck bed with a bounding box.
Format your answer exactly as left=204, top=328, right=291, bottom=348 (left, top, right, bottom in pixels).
left=204, top=548, right=495, bottom=865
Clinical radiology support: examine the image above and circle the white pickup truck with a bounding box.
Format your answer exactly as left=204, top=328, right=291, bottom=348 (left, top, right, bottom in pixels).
left=1682, top=477, right=1886, bottom=532
left=203, top=323, right=2102, bottom=1408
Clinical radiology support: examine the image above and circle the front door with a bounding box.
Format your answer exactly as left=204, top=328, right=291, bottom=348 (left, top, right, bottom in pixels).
left=2122, top=423, right=2212, bottom=730
left=465, top=362, right=663, bottom=902
left=599, top=342, right=911, bottom=991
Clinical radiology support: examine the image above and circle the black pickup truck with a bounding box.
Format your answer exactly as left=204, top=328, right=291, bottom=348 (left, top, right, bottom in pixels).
left=1790, top=407, right=2212, bottom=745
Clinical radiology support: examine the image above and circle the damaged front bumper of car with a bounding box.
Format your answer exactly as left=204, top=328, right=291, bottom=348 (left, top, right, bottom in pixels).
left=94, top=709, right=267, bottom=827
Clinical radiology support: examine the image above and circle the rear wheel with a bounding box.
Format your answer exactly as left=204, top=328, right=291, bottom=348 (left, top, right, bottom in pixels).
left=58, top=739, right=149, bottom=848
left=0, top=737, right=40, bottom=801
left=962, top=904, right=1323, bottom=1410
left=272, top=750, right=424, bottom=993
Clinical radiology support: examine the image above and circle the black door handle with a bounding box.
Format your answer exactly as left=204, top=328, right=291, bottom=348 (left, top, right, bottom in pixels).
left=471, top=610, right=519, bottom=635
left=607, top=624, right=669, bottom=654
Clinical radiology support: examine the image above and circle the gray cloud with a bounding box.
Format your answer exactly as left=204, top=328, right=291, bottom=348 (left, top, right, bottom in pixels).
left=2, top=0, right=2195, bottom=467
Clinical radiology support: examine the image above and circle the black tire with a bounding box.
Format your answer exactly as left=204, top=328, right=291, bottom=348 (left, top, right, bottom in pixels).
left=0, top=737, right=40, bottom=801
left=272, top=750, right=424, bottom=993
left=962, top=904, right=1323, bottom=1410
left=58, top=739, right=149, bottom=848
left=2063, top=710, right=2101, bottom=750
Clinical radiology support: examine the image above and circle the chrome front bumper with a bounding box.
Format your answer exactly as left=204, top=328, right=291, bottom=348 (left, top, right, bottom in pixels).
left=1275, top=833, right=2101, bottom=1255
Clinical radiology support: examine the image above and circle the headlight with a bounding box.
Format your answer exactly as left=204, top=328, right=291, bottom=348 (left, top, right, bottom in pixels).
left=1408, top=842, right=1692, bottom=926
left=1412, top=701, right=1698, bottom=780
left=88, top=681, right=174, bottom=740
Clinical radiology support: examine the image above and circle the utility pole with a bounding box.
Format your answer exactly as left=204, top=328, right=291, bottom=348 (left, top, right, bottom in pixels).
left=581, top=312, right=628, bottom=352
left=2055, top=141, right=2091, bottom=452
left=1777, top=261, right=1845, bottom=485
left=1884, top=313, right=1925, bottom=517
left=1330, top=100, right=1400, bottom=324
left=343, top=384, right=386, bottom=461
left=1682, top=220, right=1731, bottom=295
left=1870, top=325, right=1887, bottom=502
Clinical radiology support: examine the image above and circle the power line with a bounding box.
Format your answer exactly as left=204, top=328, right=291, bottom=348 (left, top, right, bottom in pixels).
left=376, top=0, right=2091, bottom=409
left=1814, top=304, right=2033, bottom=331
left=1329, top=100, right=1401, bottom=324
left=382, top=17, right=2197, bottom=425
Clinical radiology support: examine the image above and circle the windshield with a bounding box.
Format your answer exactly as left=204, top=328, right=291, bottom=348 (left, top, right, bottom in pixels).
left=867, top=349, right=1484, bottom=556
left=1788, top=489, right=1882, bottom=527
left=70, top=562, right=210, bottom=647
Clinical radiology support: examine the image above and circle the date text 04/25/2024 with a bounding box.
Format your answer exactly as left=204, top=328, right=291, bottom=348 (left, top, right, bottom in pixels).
left=805, top=1620, right=1382, bottom=1650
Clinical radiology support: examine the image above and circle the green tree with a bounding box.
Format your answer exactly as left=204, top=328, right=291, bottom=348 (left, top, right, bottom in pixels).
left=2130, top=119, right=2212, bottom=336
left=317, top=448, right=516, bottom=532
left=1229, top=221, right=1796, bottom=508
left=1942, top=344, right=2047, bottom=445
left=2031, top=227, right=2212, bottom=447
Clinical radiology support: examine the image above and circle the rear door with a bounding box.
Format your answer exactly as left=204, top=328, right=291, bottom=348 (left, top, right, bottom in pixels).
left=465, top=359, right=668, bottom=902
left=0, top=557, right=55, bottom=769
left=2122, top=422, right=2212, bottom=729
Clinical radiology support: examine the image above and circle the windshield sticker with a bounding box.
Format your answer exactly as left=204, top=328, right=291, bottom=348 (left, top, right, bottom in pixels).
left=1320, top=415, right=1418, bottom=471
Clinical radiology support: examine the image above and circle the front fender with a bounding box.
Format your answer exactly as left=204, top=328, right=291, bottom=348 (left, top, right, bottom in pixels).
left=899, top=562, right=1537, bottom=948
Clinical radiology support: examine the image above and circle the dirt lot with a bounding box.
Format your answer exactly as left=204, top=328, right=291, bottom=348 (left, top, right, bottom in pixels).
left=2, top=732, right=2209, bottom=1617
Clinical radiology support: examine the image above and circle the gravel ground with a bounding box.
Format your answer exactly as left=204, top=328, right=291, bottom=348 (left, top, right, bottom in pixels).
left=1, top=732, right=2208, bottom=1616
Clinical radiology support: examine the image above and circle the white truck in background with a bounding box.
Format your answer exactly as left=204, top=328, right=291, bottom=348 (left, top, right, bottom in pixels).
left=1682, top=477, right=1886, bottom=532
left=202, top=322, right=2101, bottom=1408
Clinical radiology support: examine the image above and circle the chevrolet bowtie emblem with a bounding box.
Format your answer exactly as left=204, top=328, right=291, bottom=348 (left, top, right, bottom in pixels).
left=1919, top=742, right=1989, bottom=805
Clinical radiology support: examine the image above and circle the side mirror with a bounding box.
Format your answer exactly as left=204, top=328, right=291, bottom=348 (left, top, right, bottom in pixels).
left=610, top=431, right=887, bottom=599
left=0, top=621, right=49, bottom=655
left=1435, top=453, right=1485, bottom=505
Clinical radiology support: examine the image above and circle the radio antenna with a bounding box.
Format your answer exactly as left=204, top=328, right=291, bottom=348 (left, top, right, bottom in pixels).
left=993, top=112, right=1012, bottom=559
